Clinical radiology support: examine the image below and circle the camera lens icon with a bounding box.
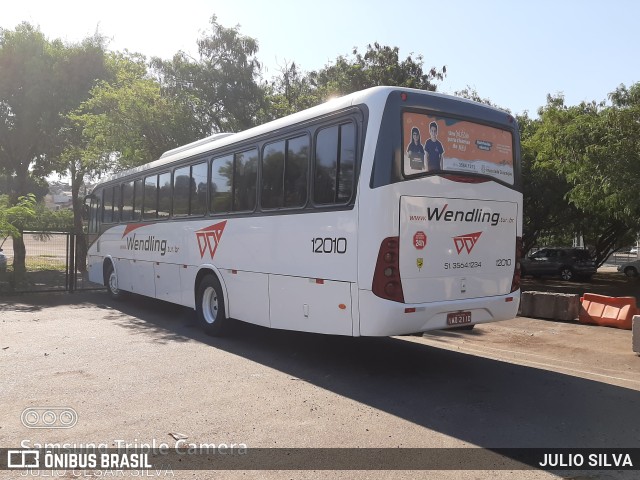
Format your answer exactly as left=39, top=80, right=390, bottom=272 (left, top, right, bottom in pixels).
left=21, top=407, right=78, bottom=429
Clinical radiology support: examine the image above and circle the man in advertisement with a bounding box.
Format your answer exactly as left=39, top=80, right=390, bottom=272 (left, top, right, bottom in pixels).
left=424, top=121, right=445, bottom=171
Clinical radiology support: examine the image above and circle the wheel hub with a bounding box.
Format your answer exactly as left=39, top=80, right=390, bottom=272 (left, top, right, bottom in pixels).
left=202, top=287, right=219, bottom=324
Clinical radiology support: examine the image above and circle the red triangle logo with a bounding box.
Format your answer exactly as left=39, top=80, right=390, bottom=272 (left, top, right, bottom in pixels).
left=453, top=232, right=482, bottom=254
left=196, top=221, right=227, bottom=259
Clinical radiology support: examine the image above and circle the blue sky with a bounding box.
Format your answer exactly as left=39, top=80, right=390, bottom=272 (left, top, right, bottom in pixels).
left=4, top=0, right=640, bottom=116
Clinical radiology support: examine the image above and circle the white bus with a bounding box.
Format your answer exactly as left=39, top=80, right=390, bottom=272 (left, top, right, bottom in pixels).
left=86, top=86, right=522, bottom=336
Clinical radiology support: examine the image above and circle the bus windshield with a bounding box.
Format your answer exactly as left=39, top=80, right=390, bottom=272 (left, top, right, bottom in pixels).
left=402, top=111, right=515, bottom=185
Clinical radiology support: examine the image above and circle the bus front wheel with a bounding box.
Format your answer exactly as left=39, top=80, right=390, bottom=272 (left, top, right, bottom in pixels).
left=196, top=275, right=228, bottom=336
left=105, top=262, right=124, bottom=300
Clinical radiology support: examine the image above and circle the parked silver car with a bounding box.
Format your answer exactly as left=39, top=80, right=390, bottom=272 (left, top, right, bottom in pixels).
left=618, top=259, right=640, bottom=277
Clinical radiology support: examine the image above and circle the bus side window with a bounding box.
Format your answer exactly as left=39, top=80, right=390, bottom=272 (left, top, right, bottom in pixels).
left=234, top=149, right=258, bottom=211
left=121, top=181, right=134, bottom=222
left=102, top=187, right=114, bottom=223
left=262, top=140, right=285, bottom=209
left=173, top=166, right=190, bottom=216
left=284, top=136, right=308, bottom=207
left=113, top=184, right=121, bottom=223
left=143, top=175, right=158, bottom=220
left=158, top=172, right=171, bottom=220
left=337, top=123, right=356, bottom=202
left=262, top=136, right=308, bottom=209
left=190, top=162, right=208, bottom=216
left=314, top=122, right=355, bottom=205
left=88, top=194, right=100, bottom=234
left=133, top=179, right=142, bottom=220
left=211, top=154, right=233, bottom=213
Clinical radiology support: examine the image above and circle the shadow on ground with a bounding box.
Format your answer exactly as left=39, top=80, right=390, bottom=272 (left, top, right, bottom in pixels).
left=5, top=291, right=638, bottom=453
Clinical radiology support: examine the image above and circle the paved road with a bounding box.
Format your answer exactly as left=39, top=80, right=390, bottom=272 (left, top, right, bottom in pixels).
left=1, top=292, right=639, bottom=479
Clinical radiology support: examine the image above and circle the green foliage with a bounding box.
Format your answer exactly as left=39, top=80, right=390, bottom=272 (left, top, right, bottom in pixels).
left=529, top=86, right=640, bottom=265
left=0, top=194, right=36, bottom=237
left=73, top=51, right=200, bottom=170
left=5, top=15, right=640, bottom=270
left=30, top=204, right=74, bottom=232
left=312, top=43, right=445, bottom=98
left=261, top=61, right=321, bottom=120
left=0, top=23, right=108, bottom=273
left=262, top=43, right=446, bottom=121
left=517, top=112, right=575, bottom=253
left=455, top=87, right=505, bottom=110
left=0, top=174, right=49, bottom=200
left=0, top=23, right=108, bottom=198
left=151, top=15, right=264, bottom=134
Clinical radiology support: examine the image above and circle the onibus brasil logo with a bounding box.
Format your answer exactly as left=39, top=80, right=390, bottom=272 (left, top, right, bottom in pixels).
left=196, top=221, right=227, bottom=259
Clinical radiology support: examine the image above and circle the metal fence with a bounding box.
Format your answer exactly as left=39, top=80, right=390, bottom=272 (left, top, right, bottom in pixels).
left=0, top=232, right=103, bottom=294
left=604, top=251, right=640, bottom=266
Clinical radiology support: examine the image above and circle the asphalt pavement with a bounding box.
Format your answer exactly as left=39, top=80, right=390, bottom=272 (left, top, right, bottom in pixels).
left=1, top=291, right=639, bottom=479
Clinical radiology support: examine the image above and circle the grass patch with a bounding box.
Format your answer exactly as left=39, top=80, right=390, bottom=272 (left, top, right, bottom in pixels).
left=5, top=257, right=67, bottom=273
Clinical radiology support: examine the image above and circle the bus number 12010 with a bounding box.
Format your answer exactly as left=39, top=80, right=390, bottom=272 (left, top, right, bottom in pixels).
left=312, top=237, right=347, bottom=254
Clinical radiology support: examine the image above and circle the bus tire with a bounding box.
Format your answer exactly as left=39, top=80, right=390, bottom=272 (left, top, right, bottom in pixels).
left=195, top=274, right=228, bottom=336
left=104, top=261, right=124, bottom=300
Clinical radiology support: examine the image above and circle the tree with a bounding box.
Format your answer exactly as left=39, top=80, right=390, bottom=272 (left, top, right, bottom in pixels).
left=0, top=194, right=36, bottom=240
left=0, top=23, right=107, bottom=274
left=532, top=89, right=640, bottom=265
left=68, top=51, right=202, bottom=271
left=262, top=43, right=446, bottom=121
left=261, top=61, right=321, bottom=120
left=454, top=87, right=504, bottom=110
left=517, top=112, right=577, bottom=254
left=72, top=51, right=200, bottom=170
left=310, top=43, right=445, bottom=99
left=0, top=173, right=49, bottom=200
left=151, top=15, right=264, bottom=134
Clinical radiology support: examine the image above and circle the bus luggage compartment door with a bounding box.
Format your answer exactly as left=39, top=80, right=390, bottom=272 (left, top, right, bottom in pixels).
left=399, top=195, right=518, bottom=304
left=269, top=274, right=353, bottom=336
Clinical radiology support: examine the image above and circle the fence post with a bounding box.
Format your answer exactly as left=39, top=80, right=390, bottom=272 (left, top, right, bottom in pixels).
left=65, top=234, right=70, bottom=291
left=69, top=233, right=76, bottom=293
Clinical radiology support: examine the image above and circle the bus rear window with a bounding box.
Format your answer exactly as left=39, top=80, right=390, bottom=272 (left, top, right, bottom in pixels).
left=402, top=111, right=514, bottom=185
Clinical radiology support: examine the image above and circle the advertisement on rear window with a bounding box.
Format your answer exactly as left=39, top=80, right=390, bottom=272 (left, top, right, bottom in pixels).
left=403, top=112, right=514, bottom=184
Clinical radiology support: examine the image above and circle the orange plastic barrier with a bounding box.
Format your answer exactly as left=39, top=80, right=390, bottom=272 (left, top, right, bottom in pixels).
left=579, top=293, right=637, bottom=330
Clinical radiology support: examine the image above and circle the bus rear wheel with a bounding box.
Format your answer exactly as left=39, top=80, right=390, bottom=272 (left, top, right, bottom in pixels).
left=196, top=275, right=228, bottom=336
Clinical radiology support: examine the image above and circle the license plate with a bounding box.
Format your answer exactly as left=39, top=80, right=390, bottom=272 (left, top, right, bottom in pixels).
left=447, top=311, right=472, bottom=326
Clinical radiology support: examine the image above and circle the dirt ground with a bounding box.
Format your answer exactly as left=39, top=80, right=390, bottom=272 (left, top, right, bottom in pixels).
left=522, top=267, right=640, bottom=301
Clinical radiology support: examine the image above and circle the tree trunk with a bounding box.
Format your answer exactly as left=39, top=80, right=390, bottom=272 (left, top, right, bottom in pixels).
left=72, top=186, right=87, bottom=273
left=9, top=165, right=30, bottom=276
left=11, top=233, right=26, bottom=279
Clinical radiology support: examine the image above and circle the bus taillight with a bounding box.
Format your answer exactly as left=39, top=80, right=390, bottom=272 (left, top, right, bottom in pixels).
left=511, top=236, right=522, bottom=292
left=372, top=237, right=405, bottom=303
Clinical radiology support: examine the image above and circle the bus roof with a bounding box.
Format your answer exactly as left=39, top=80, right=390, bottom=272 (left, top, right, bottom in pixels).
left=94, top=86, right=510, bottom=187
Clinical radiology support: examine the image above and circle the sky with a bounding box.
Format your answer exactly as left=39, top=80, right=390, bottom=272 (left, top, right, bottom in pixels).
left=3, top=0, right=640, bottom=116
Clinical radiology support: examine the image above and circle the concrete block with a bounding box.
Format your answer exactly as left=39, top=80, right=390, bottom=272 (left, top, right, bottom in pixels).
left=519, top=291, right=580, bottom=321
left=518, top=291, right=533, bottom=316
left=633, top=316, right=640, bottom=354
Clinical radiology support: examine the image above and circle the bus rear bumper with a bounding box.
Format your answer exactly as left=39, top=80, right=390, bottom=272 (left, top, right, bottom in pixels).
left=358, top=290, right=521, bottom=337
